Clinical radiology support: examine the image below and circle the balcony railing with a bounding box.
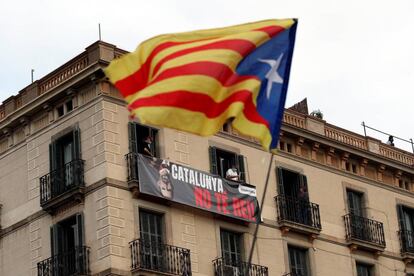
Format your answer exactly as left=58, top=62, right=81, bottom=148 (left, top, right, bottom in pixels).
left=130, top=238, right=192, bottom=275
left=213, top=257, right=268, bottom=276
left=275, top=195, right=321, bottom=231
left=399, top=230, right=414, bottom=254
left=37, top=246, right=90, bottom=276
left=40, top=159, right=85, bottom=206
left=344, top=214, right=386, bottom=248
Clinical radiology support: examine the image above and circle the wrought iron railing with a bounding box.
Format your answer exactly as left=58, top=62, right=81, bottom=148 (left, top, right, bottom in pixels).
left=399, top=230, right=414, bottom=254
left=344, top=213, right=385, bottom=247
left=37, top=246, right=89, bottom=276
left=275, top=195, right=321, bottom=230
left=125, top=152, right=139, bottom=182
left=39, top=159, right=85, bottom=206
left=213, top=257, right=268, bottom=276
left=130, top=238, right=191, bottom=275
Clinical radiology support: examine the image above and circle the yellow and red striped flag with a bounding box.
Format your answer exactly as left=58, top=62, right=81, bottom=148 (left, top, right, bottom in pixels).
left=104, top=19, right=297, bottom=150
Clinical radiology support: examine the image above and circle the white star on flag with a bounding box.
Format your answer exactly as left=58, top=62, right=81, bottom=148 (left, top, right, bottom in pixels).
left=258, top=53, right=284, bottom=99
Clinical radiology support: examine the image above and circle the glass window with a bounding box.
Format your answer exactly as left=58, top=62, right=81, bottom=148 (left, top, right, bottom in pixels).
left=347, top=190, right=364, bottom=217
left=288, top=246, right=309, bottom=276
left=356, top=262, right=373, bottom=276
left=128, top=122, right=158, bottom=157
left=209, top=146, right=245, bottom=182
left=220, top=229, right=242, bottom=266
left=139, top=210, right=164, bottom=270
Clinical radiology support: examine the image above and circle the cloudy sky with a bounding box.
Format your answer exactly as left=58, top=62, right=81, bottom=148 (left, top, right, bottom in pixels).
left=1, top=0, right=413, bottom=152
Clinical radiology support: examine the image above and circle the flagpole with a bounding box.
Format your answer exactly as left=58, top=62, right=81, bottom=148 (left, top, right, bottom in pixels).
left=247, top=151, right=274, bottom=266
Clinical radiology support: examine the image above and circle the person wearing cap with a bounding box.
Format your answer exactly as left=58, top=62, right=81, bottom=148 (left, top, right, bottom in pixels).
left=225, top=165, right=239, bottom=181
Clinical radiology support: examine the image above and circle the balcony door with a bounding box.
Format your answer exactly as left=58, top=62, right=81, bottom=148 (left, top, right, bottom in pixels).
left=50, top=126, right=81, bottom=191
left=347, top=190, right=367, bottom=241
left=139, top=210, right=164, bottom=271
left=276, top=168, right=310, bottom=226
left=288, top=246, right=309, bottom=276
left=356, top=262, right=373, bottom=276
left=398, top=205, right=414, bottom=250
left=50, top=213, right=85, bottom=275
left=347, top=190, right=364, bottom=217
left=276, top=168, right=308, bottom=200
left=220, top=229, right=242, bottom=267
left=209, top=146, right=246, bottom=182
left=128, top=122, right=158, bottom=157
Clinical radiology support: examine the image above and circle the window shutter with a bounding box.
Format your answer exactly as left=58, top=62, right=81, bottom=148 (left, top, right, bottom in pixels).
left=75, top=213, right=84, bottom=247
left=276, top=167, right=285, bottom=195
left=209, top=146, right=218, bottom=175
left=50, top=224, right=61, bottom=256
left=73, top=125, right=81, bottom=160
left=150, top=128, right=157, bottom=157
left=237, top=154, right=246, bottom=182
left=397, top=205, right=406, bottom=231
left=347, top=190, right=363, bottom=216
left=49, top=142, right=58, bottom=171
left=128, top=122, right=138, bottom=153
left=300, top=175, right=309, bottom=200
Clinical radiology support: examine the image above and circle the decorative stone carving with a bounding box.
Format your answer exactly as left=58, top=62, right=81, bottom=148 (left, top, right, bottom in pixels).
left=296, top=137, right=305, bottom=156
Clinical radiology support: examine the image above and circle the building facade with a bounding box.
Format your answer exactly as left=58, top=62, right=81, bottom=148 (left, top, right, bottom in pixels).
left=0, top=41, right=414, bottom=276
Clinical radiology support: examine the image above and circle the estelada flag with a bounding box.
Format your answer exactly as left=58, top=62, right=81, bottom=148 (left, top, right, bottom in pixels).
left=104, top=19, right=297, bottom=151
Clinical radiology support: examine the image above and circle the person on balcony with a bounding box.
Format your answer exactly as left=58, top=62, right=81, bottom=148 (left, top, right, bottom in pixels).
left=140, top=136, right=154, bottom=156
left=387, top=135, right=395, bottom=147
left=225, top=165, right=239, bottom=182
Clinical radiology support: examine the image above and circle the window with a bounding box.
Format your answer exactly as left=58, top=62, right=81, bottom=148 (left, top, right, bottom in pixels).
left=49, top=213, right=86, bottom=275
left=56, top=99, right=74, bottom=118
left=345, top=161, right=358, bottom=174
left=399, top=179, right=412, bottom=191
left=347, top=190, right=364, bottom=217
left=209, top=146, right=246, bottom=182
left=139, top=210, right=164, bottom=269
left=279, top=140, right=293, bottom=153
left=57, top=105, right=64, bottom=117
left=288, top=246, right=309, bottom=276
left=398, top=205, right=414, bottom=251
left=399, top=205, right=414, bottom=232
left=276, top=168, right=308, bottom=200
left=49, top=126, right=81, bottom=186
left=51, top=213, right=84, bottom=255
left=128, top=122, right=158, bottom=157
left=222, top=121, right=232, bottom=133
left=220, top=229, right=242, bottom=266
left=66, top=100, right=73, bottom=112
left=356, top=262, right=373, bottom=276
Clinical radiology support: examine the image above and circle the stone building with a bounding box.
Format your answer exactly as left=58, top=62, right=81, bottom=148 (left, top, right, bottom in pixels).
left=0, top=41, right=414, bottom=276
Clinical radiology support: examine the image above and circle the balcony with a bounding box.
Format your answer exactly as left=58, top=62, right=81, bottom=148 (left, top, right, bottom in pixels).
left=275, top=195, right=322, bottom=239
left=130, top=238, right=192, bottom=275
left=399, top=230, right=414, bottom=262
left=213, top=257, right=268, bottom=276
left=39, top=159, right=85, bottom=213
left=37, top=246, right=90, bottom=276
left=126, top=152, right=140, bottom=197
left=343, top=214, right=386, bottom=253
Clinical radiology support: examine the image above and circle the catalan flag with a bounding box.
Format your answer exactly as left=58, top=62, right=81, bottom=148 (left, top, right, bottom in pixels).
left=105, top=19, right=297, bottom=150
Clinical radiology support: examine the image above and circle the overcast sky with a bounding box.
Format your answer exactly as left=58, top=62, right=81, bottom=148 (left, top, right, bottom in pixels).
left=1, top=0, right=413, bottom=152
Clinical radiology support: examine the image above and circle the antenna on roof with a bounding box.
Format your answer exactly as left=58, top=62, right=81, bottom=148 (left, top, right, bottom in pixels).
left=31, top=69, right=34, bottom=83
left=98, top=23, right=102, bottom=41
